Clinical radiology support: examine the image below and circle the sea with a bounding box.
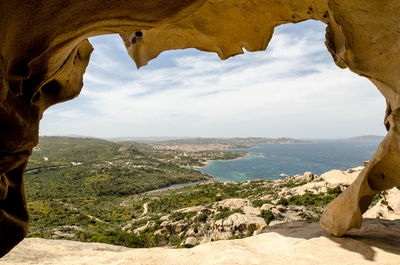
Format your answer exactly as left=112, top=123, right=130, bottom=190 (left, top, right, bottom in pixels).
left=196, top=140, right=381, bottom=181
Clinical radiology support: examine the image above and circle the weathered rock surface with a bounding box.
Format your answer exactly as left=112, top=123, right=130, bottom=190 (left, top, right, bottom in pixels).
left=364, top=187, right=400, bottom=220
left=280, top=167, right=363, bottom=197
left=284, top=181, right=327, bottom=196
left=1, top=0, right=400, bottom=256
left=183, top=236, right=197, bottom=247
left=320, top=167, right=363, bottom=187
left=215, top=213, right=266, bottom=235
left=216, top=198, right=252, bottom=210
left=127, top=171, right=352, bottom=246
left=140, top=197, right=268, bottom=245
left=2, top=219, right=400, bottom=265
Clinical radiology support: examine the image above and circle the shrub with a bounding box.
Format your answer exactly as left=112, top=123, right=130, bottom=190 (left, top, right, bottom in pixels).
left=260, top=210, right=274, bottom=225
left=215, top=196, right=223, bottom=202
left=287, top=192, right=337, bottom=207
left=197, top=213, right=208, bottom=222
left=252, top=199, right=265, bottom=208
left=77, top=230, right=148, bottom=248
left=170, top=211, right=196, bottom=221
left=327, top=186, right=342, bottom=195
left=280, top=180, right=307, bottom=189
left=277, top=198, right=289, bottom=206
left=215, top=208, right=244, bottom=220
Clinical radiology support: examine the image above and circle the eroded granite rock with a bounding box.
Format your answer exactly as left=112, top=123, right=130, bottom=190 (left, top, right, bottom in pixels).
left=1, top=0, right=400, bottom=256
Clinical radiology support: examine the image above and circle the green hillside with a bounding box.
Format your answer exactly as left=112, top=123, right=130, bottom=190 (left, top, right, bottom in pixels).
left=25, top=136, right=248, bottom=245
left=26, top=137, right=213, bottom=199
left=23, top=137, right=355, bottom=249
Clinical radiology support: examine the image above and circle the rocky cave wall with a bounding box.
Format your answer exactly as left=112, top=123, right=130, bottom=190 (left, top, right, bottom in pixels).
left=0, top=0, right=399, bottom=258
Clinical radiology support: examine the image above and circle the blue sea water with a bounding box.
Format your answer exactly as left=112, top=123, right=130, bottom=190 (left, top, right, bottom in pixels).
left=197, top=140, right=381, bottom=181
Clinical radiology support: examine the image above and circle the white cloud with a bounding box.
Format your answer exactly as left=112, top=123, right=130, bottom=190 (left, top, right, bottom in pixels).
left=40, top=22, right=386, bottom=138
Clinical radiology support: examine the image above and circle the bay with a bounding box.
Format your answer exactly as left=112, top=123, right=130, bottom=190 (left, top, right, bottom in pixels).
left=197, top=140, right=381, bottom=181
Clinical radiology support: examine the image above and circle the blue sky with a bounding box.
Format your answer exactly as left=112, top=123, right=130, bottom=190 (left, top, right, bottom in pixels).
left=39, top=21, right=386, bottom=139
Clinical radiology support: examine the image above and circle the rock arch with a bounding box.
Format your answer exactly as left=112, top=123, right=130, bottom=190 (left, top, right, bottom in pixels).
left=0, top=0, right=399, bottom=257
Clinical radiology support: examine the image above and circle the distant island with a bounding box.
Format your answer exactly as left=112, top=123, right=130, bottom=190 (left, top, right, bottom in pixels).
left=339, top=135, right=384, bottom=142
left=129, top=137, right=310, bottom=151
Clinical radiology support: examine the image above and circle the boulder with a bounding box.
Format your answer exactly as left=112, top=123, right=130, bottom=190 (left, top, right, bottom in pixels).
left=275, top=205, right=286, bottom=213
left=186, top=228, right=196, bottom=237
left=160, top=221, right=187, bottom=234
left=133, top=221, right=156, bottom=234
left=199, top=235, right=211, bottom=244
left=212, top=231, right=233, bottom=241
left=291, top=172, right=316, bottom=182
left=183, top=237, right=197, bottom=247
left=175, top=206, right=206, bottom=213
left=216, top=198, right=252, bottom=210
left=225, top=213, right=266, bottom=234
left=242, top=206, right=261, bottom=216
left=302, top=172, right=316, bottom=182
left=320, top=168, right=363, bottom=187
left=215, top=213, right=266, bottom=236
left=260, top=203, right=275, bottom=211
left=271, top=208, right=283, bottom=218
left=363, top=187, right=400, bottom=220
left=284, top=181, right=326, bottom=196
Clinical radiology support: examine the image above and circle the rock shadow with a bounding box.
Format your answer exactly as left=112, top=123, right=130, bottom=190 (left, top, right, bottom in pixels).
left=262, top=218, right=400, bottom=262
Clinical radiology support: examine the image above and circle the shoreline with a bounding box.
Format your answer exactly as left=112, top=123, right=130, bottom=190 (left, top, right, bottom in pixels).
left=192, top=151, right=251, bottom=169
left=145, top=163, right=366, bottom=194
left=142, top=151, right=249, bottom=194
left=145, top=152, right=251, bottom=193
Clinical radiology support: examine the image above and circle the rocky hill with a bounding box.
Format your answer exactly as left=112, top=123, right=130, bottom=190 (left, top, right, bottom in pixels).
left=124, top=166, right=400, bottom=247
left=20, top=138, right=400, bottom=253
left=25, top=160, right=400, bottom=250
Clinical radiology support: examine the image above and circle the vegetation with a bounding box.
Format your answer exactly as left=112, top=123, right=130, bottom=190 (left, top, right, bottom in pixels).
left=252, top=199, right=272, bottom=208
left=215, top=208, right=244, bottom=220
left=277, top=198, right=289, bottom=206
left=25, top=136, right=252, bottom=247
left=170, top=211, right=197, bottom=221
left=27, top=160, right=278, bottom=248
left=287, top=192, right=338, bottom=207
left=280, top=180, right=308, bottom=189
left=142, top=149, right=247, bottom=168
left=260, top=210, right=275, bottom=225
left=24, top=136, right=358, bottom=249
left=27, top=136, right=219, bottom=201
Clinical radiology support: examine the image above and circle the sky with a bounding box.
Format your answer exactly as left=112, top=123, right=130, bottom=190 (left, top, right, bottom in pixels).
left=39, top=20, right=386, bottom=139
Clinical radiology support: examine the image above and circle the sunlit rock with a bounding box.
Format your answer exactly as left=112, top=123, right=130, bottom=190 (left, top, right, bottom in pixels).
left=1, top=0, right=400, bottom=256
left=363, top=187, right=400, bottom=220
left=2, top=219, right=400, bottom=264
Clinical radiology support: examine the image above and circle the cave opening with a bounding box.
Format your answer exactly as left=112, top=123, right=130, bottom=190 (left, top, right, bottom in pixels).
left=1, top=1, right=400, bottom=261
left=40, top=20, right=385, bottom=140
left=20, top=20, right=388, bottom=249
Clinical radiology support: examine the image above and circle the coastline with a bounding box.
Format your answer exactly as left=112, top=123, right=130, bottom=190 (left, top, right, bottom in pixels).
left=148, top=151, right=251, bottom=193
left=191, top=151, right=250, bottom=169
